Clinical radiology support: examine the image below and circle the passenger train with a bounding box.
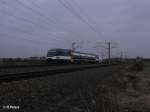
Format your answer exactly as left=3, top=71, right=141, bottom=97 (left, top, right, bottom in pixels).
left=46, top=48, right=99, bottom=63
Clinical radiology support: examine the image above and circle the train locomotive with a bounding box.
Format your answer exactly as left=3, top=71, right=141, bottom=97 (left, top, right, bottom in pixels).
left=46, top=48, right=99, bottom=64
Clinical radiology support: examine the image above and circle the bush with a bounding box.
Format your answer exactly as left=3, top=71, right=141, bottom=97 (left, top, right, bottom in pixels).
left=129, top=58, right=145, bottom=72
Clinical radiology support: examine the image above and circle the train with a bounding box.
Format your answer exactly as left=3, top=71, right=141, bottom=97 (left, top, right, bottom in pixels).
left=46, top=48, right=99, bottom=64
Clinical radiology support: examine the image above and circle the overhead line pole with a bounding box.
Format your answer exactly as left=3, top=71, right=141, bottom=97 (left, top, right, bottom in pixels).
left=107, top=42, right=111, bottom=64
left=72, top=42, right=76, bottom=51
left=94, top=41, right=117, bottom=64
left=106, top=42, right=117, bottom=64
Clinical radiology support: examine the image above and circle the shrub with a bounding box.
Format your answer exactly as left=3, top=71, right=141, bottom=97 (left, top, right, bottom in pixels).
left=129, top=58, right=145, bottom=72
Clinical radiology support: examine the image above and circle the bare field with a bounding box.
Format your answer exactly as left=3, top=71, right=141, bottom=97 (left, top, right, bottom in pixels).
left=0, top=65, right=121, bottom=112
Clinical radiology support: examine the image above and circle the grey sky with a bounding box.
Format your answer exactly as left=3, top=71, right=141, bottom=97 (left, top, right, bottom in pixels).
left=0, top=0, right=149, bottom=58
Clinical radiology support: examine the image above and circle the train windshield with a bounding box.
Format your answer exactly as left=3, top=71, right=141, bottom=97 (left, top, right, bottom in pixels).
left=47, top=49, right=71, bottom=56
left=47, top=50, right=58, bottom=56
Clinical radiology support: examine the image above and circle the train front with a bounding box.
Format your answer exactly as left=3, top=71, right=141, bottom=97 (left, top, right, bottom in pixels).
left=46, top=49, right=72, bottom=64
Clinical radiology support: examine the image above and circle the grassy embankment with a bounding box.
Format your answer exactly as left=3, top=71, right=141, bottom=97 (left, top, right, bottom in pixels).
left=96, top=60, right=150, bottom=112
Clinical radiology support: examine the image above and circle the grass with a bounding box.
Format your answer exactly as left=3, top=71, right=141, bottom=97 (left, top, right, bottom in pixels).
left=144, top=61, right=150, bottom=72
left=96, top=62, right=150, bottom=112
left=0, top=65, right=121, bottom=112
left=0, top=59, right=48, bottom=67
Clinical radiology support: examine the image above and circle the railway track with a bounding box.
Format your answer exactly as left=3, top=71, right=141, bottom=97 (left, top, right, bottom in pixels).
left=0, top=63, right=67, bottom=69
left=0, top=64, right=117, bottom=82
left=0, top=64, right=97, bottom=74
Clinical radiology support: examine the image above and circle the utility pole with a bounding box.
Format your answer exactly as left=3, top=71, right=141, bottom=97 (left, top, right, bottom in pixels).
left=72, top=42, right=76, bottom=51
left=94, top=41, right=117, bottom=64
left=106, top=42, right=117, bottom=64
left=107, top=42, right=111, bottom=64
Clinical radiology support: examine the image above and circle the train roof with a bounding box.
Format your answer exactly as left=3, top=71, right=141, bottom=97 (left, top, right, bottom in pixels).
left=48, top=48, right=98, bottom=57
left=48, top=48, right=71, bottom=51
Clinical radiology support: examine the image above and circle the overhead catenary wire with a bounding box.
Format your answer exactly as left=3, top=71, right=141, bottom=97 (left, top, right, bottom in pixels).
left=65, top=0, right=101, bottom=36
left=15, top=0, right=57, bottom=25
left=0, top=0, right=72, bottom=43
left=57, top=0, right=102, bottom=37
left=0, top=9, right=66, bottom=42
left=30, top=0, right=104, bottom=50
left=0, top=0, right=55, bottom=28
left=0, top=23, right=48, bottom=38
left=0, top=0, right=84, bottom=44
left=69, top=0, right=100, bottom=34
left=0, top=1, right=64, bottom=50
left=0, top=33, right=60, bottom=46
left=0, top=24, right=61, bottom=46
left=27, top=0, right=86, bottom=40
left=0, top=23, right=70, bottom=45
left=0, top=0, right=103, bottom=47
left=69, top=0, right=92, bottom=22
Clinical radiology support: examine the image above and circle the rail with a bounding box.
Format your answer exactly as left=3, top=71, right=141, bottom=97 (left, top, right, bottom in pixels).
left=0, top=64, right=118, bottom=82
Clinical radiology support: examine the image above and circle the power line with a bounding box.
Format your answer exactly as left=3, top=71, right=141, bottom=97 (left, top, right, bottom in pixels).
left=1, top=0, right=102, bottom=45
left=57, top=0, right=102, bottom=37
left=0, top=33, right=59, bottom=46
left=0, top=23, right=57, bottom=41
left=0, top=1, right=54, bottom=30
left=0, top=9, right=49, bottom=30
left=0, top=9, right=66, bottom=42
left=69, top=0, right=101, bottom=36
left=0, top=23, right=34, bottom=35
left=16, top=0, right=80, bottom=39
left=2, top=0, right=100, bottom=44
left=0, top=0, right=57, bottom=30
left=69, top=0, right=98, bottom=28
left=2, top=0, right=84, bottom=43
left=29, top=0, right=85, bottom=40
left=15, top=0, right=57, bottom=25
left=0, top=0, right=71, bottom=43
left=0, top=24, right=62, bottom=45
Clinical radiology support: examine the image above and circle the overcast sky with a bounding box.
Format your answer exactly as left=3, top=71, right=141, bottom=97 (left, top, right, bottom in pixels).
left=0, top=0, right=149, bottom=58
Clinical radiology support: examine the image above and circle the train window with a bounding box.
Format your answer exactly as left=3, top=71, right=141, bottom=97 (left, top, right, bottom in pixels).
left=58, top=50, right=71, bottom=56
left=47, top=51, right=58, bottom=56
left=47, top=49, right=71, bottom=56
